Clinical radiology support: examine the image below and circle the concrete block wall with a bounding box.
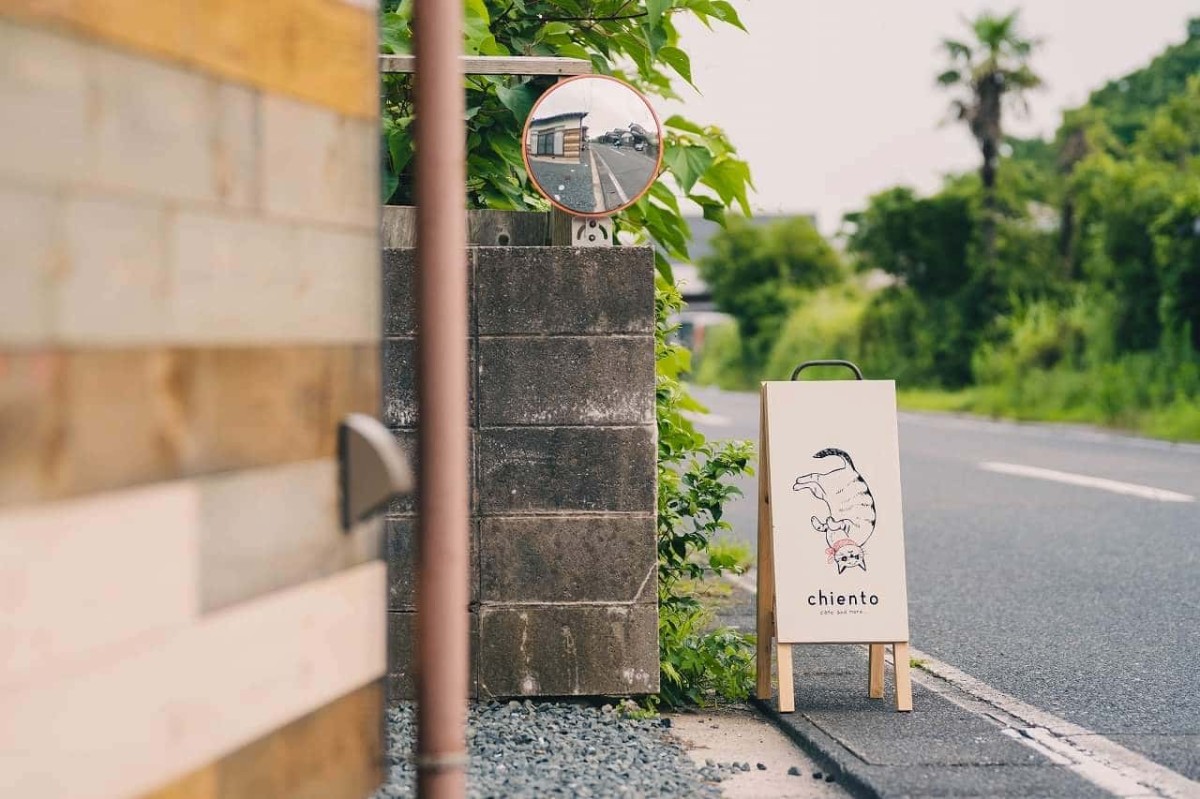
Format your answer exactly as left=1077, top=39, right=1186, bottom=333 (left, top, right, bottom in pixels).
left=384, top=246, right=660, bottom=698
left=0, top=3, right=385, bottom=798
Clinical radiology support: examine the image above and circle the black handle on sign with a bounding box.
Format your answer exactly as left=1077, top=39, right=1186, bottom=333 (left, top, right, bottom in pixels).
left=790, top=360, right=865, bottom=381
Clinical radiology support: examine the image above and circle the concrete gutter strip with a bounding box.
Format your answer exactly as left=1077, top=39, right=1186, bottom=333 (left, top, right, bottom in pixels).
left=750, top=697, right=881, bottom=799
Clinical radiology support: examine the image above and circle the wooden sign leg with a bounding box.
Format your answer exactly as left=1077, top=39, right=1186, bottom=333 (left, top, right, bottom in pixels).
left=754, top=583, right=773, bottom=699
left=893, top=642, right=913, bottom=712
left=776, top=643, right=795, bottom=713
left=868, top=644, right=885, bottom=699
left=756, top=387, right=774, bottom=701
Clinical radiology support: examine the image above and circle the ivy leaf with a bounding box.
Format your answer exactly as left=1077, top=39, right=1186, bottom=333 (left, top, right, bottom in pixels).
left=658, top=46, right=694, bottom=87
left=555, top=42, right=592, bottom=62
left=463, top=0, right=492, bottom=54
left=495, top=82, right=538, bottom=124
left=707, top=1, right=747, bottom=31
left=379, top=14, right=412, bottom=55
left=664, top=115, right=706, bottom=136
left=663, top=144, right=714, bottom=195
left=646, top=0, right=671, bottom=27
left=700, top=156, right=753, bottom=215
left=687, top=193, right=727, bottom=225
left=537, top=21, right=573, bottom=40
left=380, top=137, right=399, bottom=203
left=387, top=126, right=413, bottom=176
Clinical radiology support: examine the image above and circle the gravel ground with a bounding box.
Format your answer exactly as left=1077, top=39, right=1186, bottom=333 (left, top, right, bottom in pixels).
left=374, top=701, right=737, bottom=798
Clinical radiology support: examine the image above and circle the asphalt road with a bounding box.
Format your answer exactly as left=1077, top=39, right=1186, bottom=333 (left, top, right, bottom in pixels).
left=689, top=384, right=1200, bottom=783
left=590, top=143, right=656, bottom=209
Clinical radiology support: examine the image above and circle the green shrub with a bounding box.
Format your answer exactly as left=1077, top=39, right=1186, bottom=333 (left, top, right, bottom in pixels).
left=655, top=279, right=757, bottom=708
left=692, top=322, right=756, bottom=390
left=699, top=216, right=846, bottom=370
left=763, top=284, right=869, bottom=380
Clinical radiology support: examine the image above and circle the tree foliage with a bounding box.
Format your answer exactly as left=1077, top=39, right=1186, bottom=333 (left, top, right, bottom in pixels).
left=1086, top=18, right=1200, bottom=145
left=698, top=215, right=844, bottom=368
left=701, top=14, right=1200, bottom=438
left=937, top=10, right=1042, bottom=260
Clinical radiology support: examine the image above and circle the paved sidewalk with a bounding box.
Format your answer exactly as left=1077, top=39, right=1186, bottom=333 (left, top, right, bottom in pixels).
left=669, top=705, right=849, bottom=798
left=718, top=586, right=1112, bottom=798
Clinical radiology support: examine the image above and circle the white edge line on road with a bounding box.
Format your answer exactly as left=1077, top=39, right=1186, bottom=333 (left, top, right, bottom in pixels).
left=979, top=461, right=1195, bottom=503
left=587, top=147, right=604, bottom=209
left=903, top=647, right=1193, bottom=799
left=729, top=570, right=1197, bottom=799
left=590, top=149, right=630, bottom=205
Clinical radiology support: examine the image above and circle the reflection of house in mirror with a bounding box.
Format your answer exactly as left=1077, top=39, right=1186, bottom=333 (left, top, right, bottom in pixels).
left=628, top=123, right=655, bottom=146
left=527, top=111, right=588, bottom=159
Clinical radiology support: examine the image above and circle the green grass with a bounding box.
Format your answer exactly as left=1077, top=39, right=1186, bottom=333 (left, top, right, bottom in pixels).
left=708, top=538, right=753, bottom=574
left=899, top=386, right=1200, bottom=442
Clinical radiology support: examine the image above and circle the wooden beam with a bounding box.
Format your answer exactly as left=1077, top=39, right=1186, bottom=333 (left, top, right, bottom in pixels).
left=380, top=54, right=591, bottom=76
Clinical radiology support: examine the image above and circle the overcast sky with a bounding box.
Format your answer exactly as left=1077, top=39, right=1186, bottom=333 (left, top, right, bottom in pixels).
left=663, top=1, right=1197, bottom=233
left=535, top=76, right=658, bottom=134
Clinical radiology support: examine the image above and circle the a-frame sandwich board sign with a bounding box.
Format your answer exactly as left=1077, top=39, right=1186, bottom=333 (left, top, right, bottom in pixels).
left=756, top=360, right=913, bottom=712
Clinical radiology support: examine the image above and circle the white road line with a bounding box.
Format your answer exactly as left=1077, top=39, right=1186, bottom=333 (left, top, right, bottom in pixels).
left=903, top=648, right=1197, bottom=799
left=728, top=572, right=1199, bottom=798
left=979, top=461, right=1194, bottom=503
left=587, top=148, right=605, bottom=209
left=591, top=149, right=630, bottom=205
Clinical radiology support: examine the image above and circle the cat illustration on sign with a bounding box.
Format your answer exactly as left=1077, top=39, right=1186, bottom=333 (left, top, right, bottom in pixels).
left=792, top=448, right=876, bottom=574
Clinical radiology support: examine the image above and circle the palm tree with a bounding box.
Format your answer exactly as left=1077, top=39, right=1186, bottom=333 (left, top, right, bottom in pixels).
left=937, top=10, right=1042, bottom=261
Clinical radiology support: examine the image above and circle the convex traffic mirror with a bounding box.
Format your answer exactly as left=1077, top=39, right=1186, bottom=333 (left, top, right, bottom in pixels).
left=522, top=75, right=663, bottom=217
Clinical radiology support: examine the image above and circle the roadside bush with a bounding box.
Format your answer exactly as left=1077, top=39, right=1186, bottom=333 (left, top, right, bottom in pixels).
left=699, top=215, right=845, bottom=370
left=855, top=288, right=944, bottom=385
left=972, top=298, right=1092, bottom=385
left=691, top=323, right=755, bottom=390
left=762, top=284, right=868, bottom=380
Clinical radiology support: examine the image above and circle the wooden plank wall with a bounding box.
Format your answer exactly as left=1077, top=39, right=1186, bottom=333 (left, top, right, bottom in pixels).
left=0, top=2, right=386, bottom=798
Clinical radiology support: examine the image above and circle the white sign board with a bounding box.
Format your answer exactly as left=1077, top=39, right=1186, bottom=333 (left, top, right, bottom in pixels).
left=763, top=380, right=910, bottom=644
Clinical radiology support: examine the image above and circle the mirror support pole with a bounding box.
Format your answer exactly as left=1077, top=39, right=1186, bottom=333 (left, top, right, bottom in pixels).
left=413, top=0, right=471, bottom=796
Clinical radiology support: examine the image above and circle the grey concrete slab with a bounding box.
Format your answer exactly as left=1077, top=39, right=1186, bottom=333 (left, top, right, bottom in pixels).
left=477, top=603, right=658, bottom=697
left=477, top=426, right=655, bottom=514
left=476, top=335, right=653, bottom=426
left=386, top=517, right=479, bottom=610
left=479, top=514, right=655, bottom=603
left=475, top=246, right=654, bottom=335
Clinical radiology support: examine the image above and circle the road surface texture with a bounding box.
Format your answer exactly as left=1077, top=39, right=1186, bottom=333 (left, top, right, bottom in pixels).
left=590, top=143, right=656, bottom=209
left=690, top=384, right=1199, bottom=798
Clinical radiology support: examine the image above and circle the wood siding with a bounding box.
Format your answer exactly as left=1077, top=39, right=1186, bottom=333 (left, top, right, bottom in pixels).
left=0, top=3, right=385, bottom=796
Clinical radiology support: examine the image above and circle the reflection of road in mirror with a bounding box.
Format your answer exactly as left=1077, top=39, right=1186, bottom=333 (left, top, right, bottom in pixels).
left=589, top=142, right=658, bottom=212
left=523, top=75, right=661, bottom=215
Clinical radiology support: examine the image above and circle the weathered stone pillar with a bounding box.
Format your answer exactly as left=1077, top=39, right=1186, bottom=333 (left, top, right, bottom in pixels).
left=384, top=245, right=659, bottom=698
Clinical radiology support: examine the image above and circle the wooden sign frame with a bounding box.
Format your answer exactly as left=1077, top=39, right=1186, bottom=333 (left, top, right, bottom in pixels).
left=755, top=361, right=912, bottom=713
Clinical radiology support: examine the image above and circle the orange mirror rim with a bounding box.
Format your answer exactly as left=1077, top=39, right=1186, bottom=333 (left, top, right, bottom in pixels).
left=521, top=74, right=664, bottom=219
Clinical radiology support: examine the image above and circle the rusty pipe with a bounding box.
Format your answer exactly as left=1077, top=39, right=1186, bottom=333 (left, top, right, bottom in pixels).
left=413, top=0, right=469, bottom=796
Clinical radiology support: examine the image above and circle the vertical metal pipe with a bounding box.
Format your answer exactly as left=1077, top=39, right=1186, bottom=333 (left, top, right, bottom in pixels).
left=413, top=0, right=468, bottom=796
